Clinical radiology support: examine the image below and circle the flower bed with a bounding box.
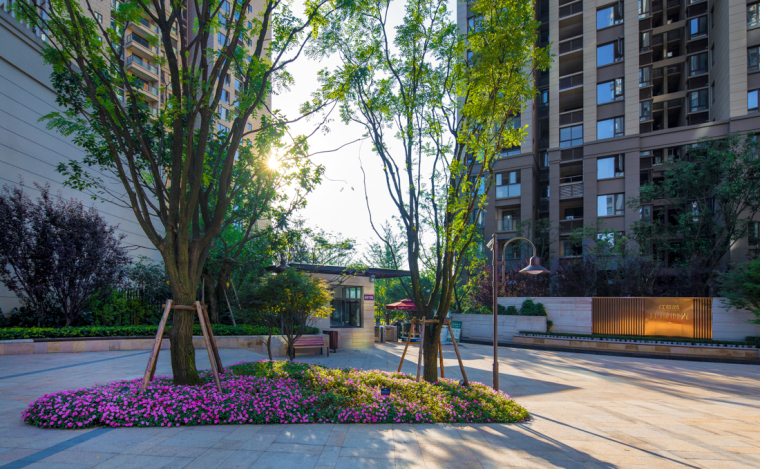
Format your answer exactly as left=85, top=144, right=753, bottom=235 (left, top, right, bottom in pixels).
left=0, top=325, right=319, bottom=341
left=22, top=361, right=529, bottom=428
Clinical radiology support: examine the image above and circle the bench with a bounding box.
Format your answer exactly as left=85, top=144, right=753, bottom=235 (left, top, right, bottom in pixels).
left=293, top=336, right=329, bottom=356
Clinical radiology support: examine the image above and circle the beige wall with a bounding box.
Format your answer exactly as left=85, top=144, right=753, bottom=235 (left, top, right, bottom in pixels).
left=311, top=273, right=376, bottom=349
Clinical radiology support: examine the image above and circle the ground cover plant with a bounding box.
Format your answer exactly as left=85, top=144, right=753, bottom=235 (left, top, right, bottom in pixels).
left=23, top=361, right=529, bottom=428
left=0, top=325, right=319, bottom=341
left=518, top=331, right=756, bottom=347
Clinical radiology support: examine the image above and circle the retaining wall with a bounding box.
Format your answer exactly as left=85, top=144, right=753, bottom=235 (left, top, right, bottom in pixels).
left=450, top=314, right=546, bottom=342
left=497, top=297, right=593, bottom=334
left=712, top=299, right=760, bottom=341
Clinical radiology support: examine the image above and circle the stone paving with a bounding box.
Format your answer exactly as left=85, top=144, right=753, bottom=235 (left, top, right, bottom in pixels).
left=0, top=342, right=759, bottom=468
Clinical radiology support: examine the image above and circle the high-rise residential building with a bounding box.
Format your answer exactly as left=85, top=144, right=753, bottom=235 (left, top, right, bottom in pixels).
left=0, top=0, right=268, bottom=312
left=459, top=0, right=760, bottom=267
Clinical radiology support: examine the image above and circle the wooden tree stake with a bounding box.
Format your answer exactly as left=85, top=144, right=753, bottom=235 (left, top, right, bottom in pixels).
left=196, top=301, right=223, bottom=393
left=141, top=300, right=172, bottom=391
left=447, top=319, right=469, bottom=386
left=201, top=305, right=224, bottom=374
left=397, top=319, right=415, bottom=372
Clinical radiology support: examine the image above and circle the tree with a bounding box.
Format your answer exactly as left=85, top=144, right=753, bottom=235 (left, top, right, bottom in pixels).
left=628, top=132, right=760, bottom=295
left=251, top=268, right=333, bottom=360
left=286, top=219, right=357, bottom=266
left=362, top=223, right=407, bottom=324
left=718, top=259, right=760, bottom=325
left=14, top=0, right=338, bottom=384
left=314, top=0, right=549, bottom=381
left=0, top=184, right=130, bottom=326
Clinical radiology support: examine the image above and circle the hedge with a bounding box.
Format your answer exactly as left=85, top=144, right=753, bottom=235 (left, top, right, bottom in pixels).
left=0, top=324, right=320, bottom=341
left=518, top=331, right=756, bottom=347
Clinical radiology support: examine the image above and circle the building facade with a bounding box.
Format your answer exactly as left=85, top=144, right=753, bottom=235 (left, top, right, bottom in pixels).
left=0, top=0, right=268, bottom=312
left=459, top=0, right=760, bottom=266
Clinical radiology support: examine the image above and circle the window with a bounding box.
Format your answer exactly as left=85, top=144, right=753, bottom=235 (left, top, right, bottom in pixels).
left=749, top=2, right=760, bottom=29
left=501, top=147, right=521, bottom=157
left=560, top=239, right=582, bottom=257
left=496, top=171, right=521, bottom=198
left=597, top=117, right=624, bottom=140
left=597, top=232, right=619, bottom=253
left=330, top=286, right=362, bottom=328
left=598, top=193, right=625, bottom=217
left=470, top=209, right=485, bottom=228
left=689, top=89, right=708, bottom=112
left=749, top=90, right=759, bottom=112
left=688, top=53, right=707, bottom=76
left=94, top=12, right=103, bottom=23
left=598, top=155, right=624, bottom=179
left=638, top=0, right=650, bottom=18
left=217, top=123, right=228, bottom=133
left=248, top=5, right=252, bottom=12
left=221, top=0, right=230, bottom=13
left=639, top=66, right=651, bottom=87
left=750, top=47, right=760, bottom=72
left=640, top=31, right=651, bottom=52
left=597, top=4, right=623, bottom=29
left=246, top=123, right=252, bottom=131
left=597, top=41, right=624, bottom=67
left=224, top=74, right=231, bottom=85
left=221, top=89, right=230, bottom=104
left=640, top=205, right=652, bottom=222
left=500, top=211, right=520, bottom=231
left=218, top=12, right=227, bottom=27
left=597, top=78, right=624, bottom=104
left=689, top=16, right=707, bottom=39
left=560, top=124, right=583, bottom=147
left=218, top=105, right=230, bottom=121
left=749, top=221, right=760, bottom=248
left=538, top=151, right=549, bottom=168
left=217, top=32, right=228, bottom=46
left=235, top=79, right=242, bottom=91
left=640, top=100, right=652, bottom=121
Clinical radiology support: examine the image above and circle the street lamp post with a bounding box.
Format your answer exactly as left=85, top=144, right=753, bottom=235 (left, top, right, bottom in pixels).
left=487, top=233, right=550, bottom=392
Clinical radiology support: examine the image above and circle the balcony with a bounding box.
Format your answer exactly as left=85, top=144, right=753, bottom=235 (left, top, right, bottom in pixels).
left=133, top=17, right=159, bottom=36
left=496, top=184, right=520, bottom=199
left=498, top=218, right=521, bottom=232
left=559, top=1, right=582, bottom=19
left=560, top=218, right=584, bottom=233
left=125, top=33, right=159, bottom=60
left=559, top=73, right=583, bottom=91
left=125, top=54, right=159, bottom=80
left=136, top=83, right=159, bottom=101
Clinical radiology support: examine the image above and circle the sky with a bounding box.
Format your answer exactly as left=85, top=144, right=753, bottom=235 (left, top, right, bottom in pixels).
left=273, top=0, right=458, bottom=256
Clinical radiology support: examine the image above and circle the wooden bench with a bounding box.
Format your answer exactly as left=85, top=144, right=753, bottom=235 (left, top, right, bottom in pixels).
left=293, top=336, right=329, bottom=356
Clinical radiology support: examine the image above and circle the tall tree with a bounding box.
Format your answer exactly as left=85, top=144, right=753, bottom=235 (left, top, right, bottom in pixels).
left=362, top=222, right=407, bottom=323
left=286, top=219, right=357, bottom=266
left=14, top=0, right=339, bottom=384
left=628, top=132, right=760, bottom=295
left=314, top=0, right=549, bottom=381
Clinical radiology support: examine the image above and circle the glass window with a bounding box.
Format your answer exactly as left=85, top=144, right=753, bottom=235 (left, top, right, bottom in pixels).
left=597, top=78, right=624, bottom=104
left=750, top=90, right=759, bottom=112
left=597, top=117, right=624, bottom=140
left=597, top=5, right=623, bottom=29
left=598, top=193, right=625, bottom=217
left=640, top=100, right=652, bottom=121
left=496, top=171, right=521, bottom=198
left=689, top=89, right=708, bottom=112
left=469, top=209, right=485, bottom=228
left=330, top=286, right=362, bottom=328
left=689, top=16, right=707, bottom=38
left=688, top=53, right=708, bottom=76
left=560, top=124, right=583, bottom=147
left=560, top=239, right=582, bottom=257
left=639, top=66, right=651, bottom=87
left=749, top=221, right=760, bottom=247
left=640, top=31, right=651, bottom=52
left=217, top=123, right=228, bottom=133
left=246, top=123, right=252, bottom=131
left=501, top=147, right=521, bottom=157
left=598, top=155, right=625, bottom=179
left=749, top=47, right=760, bottom=72
left=221, top=89, right=230, bottom=103
left=638, top=0, right=650, bottom=18
left=597, top=41, right=624, bottom=67
left=749, top=3, right=760, bottom=29
left=500, top=211, right=520, bottom=231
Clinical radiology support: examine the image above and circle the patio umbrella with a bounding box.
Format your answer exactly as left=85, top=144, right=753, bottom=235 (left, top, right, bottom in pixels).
left=385, top=299, right=417, bottom=311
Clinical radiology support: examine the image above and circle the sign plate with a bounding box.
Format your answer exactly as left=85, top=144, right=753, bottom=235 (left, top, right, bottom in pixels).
left=380, top=387, right=391, bottom=396
left=644, top=297, right=694, bottom=338
left=364, top=294, right=375, bottom=301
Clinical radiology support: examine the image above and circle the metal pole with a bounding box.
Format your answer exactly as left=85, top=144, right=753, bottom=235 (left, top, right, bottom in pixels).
left=492, top=233, right=499, bottom=392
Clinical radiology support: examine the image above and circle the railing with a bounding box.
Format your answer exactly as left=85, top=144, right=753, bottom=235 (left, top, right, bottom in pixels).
left=496, top=184, right=521, bottom=198
left=559, top=1, right=582, bottom=18
left=559, top=37, right=583, bottom=55
left=559, top=182, right=583, bottom=199
left=126, top=54, right=159, bottom=74
left=559, top=73, right=583, bottom=90
left=559, top=174, right=582, bottom=184
left=139, top=17, right=159, bottom=34
left=126, top=33, right=158, bottom=53
left=498, top=219, right=521, bottom=231
left=559, top=219, right=584, bottom=233
left=142, top=83, right=158, bottom=95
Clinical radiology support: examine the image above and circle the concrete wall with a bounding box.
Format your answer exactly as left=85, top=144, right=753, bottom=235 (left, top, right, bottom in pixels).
left=497, top=297, right=593, bottom=335
left=450, top=313, right=546, bottom=342
left=712, top=298, right=760, bottom=341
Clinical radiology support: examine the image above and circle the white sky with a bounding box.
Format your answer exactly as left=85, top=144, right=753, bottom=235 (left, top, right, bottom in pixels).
left=273, top=0, right=458, bottom=255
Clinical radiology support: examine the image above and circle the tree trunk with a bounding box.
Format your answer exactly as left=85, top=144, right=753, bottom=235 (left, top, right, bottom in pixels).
left=266, top=331, right=272, bottom=360
left=422, top=322, right=442, bottom=383
left=202, top=272, right=219, bottom=323
left=168, top=288, right=201, bottom=385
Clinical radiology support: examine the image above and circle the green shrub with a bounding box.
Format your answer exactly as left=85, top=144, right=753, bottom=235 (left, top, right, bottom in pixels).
left=0, top=324, right=320, bottom=341
left=546, top=320, right=554, bottom=332
left=505, top=305, right=519, bottom=315
left=519, top=299, right=547, bottom=316
left=746, top=336, right=760, bottom=346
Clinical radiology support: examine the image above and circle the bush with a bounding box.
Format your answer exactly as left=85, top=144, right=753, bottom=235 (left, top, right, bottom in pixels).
left=746, top=336, right=760, bottom=346
left=503, top=305, right=518, bottom=316
left=0, top=324, right=320, bottom=341
left=22, top=361, right=530, bottom=428
left=519, top=299, right=547, bottom=316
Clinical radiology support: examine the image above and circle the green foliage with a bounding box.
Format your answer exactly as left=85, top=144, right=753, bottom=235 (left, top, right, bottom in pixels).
left=546, top=320, right=554, bottom=332
left=519, top=299, right=547, bottom=317
left=504, top=305, right=519, bottom=316
left=0, top=324, right=319, bottom=341
left=718, top=258, right=760, bottom=324
left=519, top=331, right=755, bottom=347
left=746, top=336, right=760, bottom=346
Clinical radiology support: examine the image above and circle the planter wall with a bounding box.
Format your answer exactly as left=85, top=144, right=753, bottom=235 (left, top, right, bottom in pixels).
left=0, top=334, right=328, bottom=357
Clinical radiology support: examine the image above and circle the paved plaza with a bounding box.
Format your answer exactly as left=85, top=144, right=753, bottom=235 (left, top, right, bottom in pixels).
left=0, top=342, right=759, bottom=468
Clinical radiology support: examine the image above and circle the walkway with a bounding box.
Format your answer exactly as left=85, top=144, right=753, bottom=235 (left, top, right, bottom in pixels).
left=1, top=342, right=759, bottom=468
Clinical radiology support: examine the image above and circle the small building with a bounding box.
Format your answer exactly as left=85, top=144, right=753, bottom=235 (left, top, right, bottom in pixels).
left=266, top=263, right=410, bottom=349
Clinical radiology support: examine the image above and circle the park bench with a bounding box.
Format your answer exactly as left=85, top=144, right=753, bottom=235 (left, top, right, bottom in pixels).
left=293, top=336, right=329, bottom=356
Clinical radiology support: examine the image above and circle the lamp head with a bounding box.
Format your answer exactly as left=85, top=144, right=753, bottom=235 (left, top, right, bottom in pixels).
left=519, top=256, right=550, bottom=275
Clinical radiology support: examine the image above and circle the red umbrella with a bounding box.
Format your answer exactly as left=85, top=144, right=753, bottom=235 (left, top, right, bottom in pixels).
left=385, top=299, right=417, bottom=311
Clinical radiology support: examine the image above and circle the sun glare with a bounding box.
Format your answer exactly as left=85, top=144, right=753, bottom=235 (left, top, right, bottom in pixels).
left=267, top=155, right=280, bottom=171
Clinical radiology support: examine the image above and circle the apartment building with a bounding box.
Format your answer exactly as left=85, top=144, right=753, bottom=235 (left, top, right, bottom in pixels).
left=0, top=0, right=267, bottom=312
left=459, top=0, right=760, bottom=267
